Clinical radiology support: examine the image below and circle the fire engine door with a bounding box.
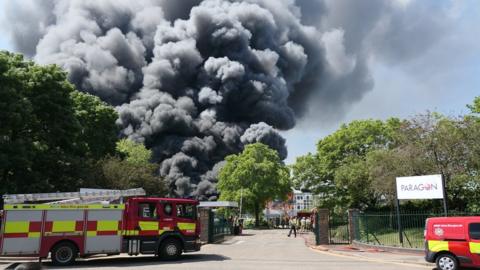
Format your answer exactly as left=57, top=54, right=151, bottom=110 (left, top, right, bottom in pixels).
left=136, top=202, right=161, bottom=236
left=159, top=202, right=175, bottom=233
left=175, top=203, right=197, bottom=236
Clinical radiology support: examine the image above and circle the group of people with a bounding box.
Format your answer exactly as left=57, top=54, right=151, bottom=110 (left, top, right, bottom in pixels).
left=287, top=216, right=312, bottom=238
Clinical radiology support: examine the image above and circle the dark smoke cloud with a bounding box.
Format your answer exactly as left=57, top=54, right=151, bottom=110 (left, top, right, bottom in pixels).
left=293, top=0, right=454, bottom=124
left=3, top=0, right=453, bottom=199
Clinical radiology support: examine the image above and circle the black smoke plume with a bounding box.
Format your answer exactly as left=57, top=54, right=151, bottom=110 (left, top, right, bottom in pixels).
left=3, top=0, right=453, bottom=199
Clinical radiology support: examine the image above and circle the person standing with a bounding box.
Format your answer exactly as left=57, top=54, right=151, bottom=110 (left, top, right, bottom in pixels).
left=306, top=217, right=312, bottom=231
left=301, top=217, right=306, bottom=232
left=288, top=217, right=297, bottom=237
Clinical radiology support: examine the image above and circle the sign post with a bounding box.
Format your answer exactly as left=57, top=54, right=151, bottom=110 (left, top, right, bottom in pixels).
left=441, top=174, right=448, bottom=217
left=395, top=198, right=403, bottom=245
left=395, top=174, right=446, bottom=246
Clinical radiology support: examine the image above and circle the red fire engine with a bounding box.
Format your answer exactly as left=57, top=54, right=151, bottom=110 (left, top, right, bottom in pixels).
left=0, top=188, right=201, bottom=266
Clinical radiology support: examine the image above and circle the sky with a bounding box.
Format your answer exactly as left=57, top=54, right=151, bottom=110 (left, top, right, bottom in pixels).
left=1, top=0, right=479, bottom=165
left=283, top=0, right=480, bottom=164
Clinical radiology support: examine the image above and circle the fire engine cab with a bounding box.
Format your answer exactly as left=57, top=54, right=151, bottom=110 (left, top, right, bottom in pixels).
left=0, top=188, right=201, bottom=266
left=425, top=216, right=480, bottom=270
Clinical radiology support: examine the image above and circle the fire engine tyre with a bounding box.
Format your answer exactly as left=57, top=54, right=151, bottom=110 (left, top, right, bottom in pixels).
left=159, top=238, right=182, bottom=260
left=51, top=242, right=78, bottom=266
left=435, top=253, right=458, bottom=270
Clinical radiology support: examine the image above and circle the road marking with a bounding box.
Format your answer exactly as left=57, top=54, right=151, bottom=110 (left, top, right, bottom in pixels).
left=235, top=240, right=245, bottom=245
left=309, top=247, right=432, bottom=269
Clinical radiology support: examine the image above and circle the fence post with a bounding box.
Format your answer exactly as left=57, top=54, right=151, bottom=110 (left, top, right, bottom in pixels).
left=365, top=214, right=369, bottom=243
left=315, top=211, right=320, bottom=245
left=348, top=209, right=359, bottom=243
left=395, top=199, right=404, bottom=246
left=198, top=208, right=210, bottom=243
left=315, top=209, right=329, bottom=245
left=208, top=209, right=214, bottom=243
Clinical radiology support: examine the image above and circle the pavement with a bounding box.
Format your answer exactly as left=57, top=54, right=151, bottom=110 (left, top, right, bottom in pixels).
left=299, top=230, right=433, bottom=267
left=1, top=229, right=436, bottom=270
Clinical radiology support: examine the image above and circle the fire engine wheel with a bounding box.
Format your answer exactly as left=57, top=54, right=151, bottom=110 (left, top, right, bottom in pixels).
left=51, top=242, right=78, bottom=266
left=436, top=253, right=458, bottom=270
left=159, top=238, right=182, bottom=260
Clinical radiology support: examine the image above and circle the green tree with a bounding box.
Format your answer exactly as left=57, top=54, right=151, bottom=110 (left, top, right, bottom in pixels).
left=218, top=143, right=291, bottom=226
left=116, top=138, right=151, bottom=165
left=0, top=51, right=118, bottom=194
left=399, top=113, right=480, bottom=211
left=335, top=156, right=375, bottom=209
left=297, top=119, right=401, bottom=210
left=71, top=91, right=118, bottom=159
left=367, top=112, right=480, bottom=211
left=290, top=153, right=320, bottom=190
left=467, top=96, right=480, bottom=114
left=366, top=146, right=433, bottom=206
left=99, top=139, right=167, bottom=196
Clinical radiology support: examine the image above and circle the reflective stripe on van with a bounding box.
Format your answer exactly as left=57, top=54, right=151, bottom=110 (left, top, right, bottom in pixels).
left=428, top=240, right=449, bottom=252
left=470, top=242, right=480, bottom=253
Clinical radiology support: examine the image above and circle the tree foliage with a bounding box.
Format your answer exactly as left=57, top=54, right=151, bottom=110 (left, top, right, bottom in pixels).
left=99, top=139, right=166, bottom=196
left=0, top=51, right=118, bottom=194
left=116, top=138, right=151, bottom=165
left=293, top=100, right=480, bottom=212
left=71, top=91, right=118, bottom=159
left=218, top=143, right=291, bottom=226
left=292, top=119, right=401, bottom=211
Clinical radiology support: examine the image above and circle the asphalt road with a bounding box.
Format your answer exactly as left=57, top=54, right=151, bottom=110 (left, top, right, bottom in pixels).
left=19, top=230, right=433, bottom=270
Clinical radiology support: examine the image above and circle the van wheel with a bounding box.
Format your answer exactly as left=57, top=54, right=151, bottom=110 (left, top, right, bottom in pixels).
left=159, top=238, right=182, bottom=260
left=51, top=242, right=78, bottom=266
left=436, top=253, right=458, bottom=270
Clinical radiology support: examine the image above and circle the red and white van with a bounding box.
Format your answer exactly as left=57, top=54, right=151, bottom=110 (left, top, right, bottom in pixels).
left=425, top=216, right=480, bottom=270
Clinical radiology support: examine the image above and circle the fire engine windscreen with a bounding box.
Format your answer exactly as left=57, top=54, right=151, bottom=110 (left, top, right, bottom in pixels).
left=4, top=0, right=452, bottom=199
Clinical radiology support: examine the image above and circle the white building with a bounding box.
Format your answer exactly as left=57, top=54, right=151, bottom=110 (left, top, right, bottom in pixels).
left=291, top=189, right=315, bottom=216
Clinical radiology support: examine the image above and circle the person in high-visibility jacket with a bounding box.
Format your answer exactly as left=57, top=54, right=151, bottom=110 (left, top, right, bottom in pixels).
left=306, top=217, right=312, bottom=231
left=300, top=217, right=306, bottom=232
left=287, top=217, right=297, bottom=237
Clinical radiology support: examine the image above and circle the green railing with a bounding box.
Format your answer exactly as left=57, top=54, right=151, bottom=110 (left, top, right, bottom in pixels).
left=329, top=213, right=350, bottom=244
left=352, top=211, right=479, bottom=249
left=213, top=218, right=232, bottom=240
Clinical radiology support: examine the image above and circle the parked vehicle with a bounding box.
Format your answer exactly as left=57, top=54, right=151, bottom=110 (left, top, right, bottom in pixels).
left=0, top=188, right=201, bottom=266
left=425, top=216, right=480, bottom=270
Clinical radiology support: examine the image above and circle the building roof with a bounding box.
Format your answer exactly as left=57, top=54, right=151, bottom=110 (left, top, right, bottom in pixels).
left=198, top=201, right=239, bottom=208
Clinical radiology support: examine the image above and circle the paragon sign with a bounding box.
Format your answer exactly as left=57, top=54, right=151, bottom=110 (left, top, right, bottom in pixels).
left=396, top=174, right=444, bottom=200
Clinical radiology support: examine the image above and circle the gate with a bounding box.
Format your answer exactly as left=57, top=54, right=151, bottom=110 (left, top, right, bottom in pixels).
left=329, top=212, right=350, bottom=244
left=208, top=210, right=232, bottom=243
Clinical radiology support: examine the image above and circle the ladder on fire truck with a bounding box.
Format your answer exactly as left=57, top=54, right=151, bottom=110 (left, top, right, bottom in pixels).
left=2, top=188, right=146, bottom=204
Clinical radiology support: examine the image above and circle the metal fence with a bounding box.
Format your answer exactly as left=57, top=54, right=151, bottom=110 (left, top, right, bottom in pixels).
left=329, top=212, right=350, bottom=244
left=352, top=211, right=478, bottom=249
left=209, top=210, right=233, bottom=242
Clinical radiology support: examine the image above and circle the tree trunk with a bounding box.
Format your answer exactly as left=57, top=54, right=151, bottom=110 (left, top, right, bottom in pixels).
left=254, top=202, right=260, bottom=227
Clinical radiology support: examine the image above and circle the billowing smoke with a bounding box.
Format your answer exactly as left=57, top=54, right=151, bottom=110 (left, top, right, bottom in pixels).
left=3, top=0, right=453, bottom=199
